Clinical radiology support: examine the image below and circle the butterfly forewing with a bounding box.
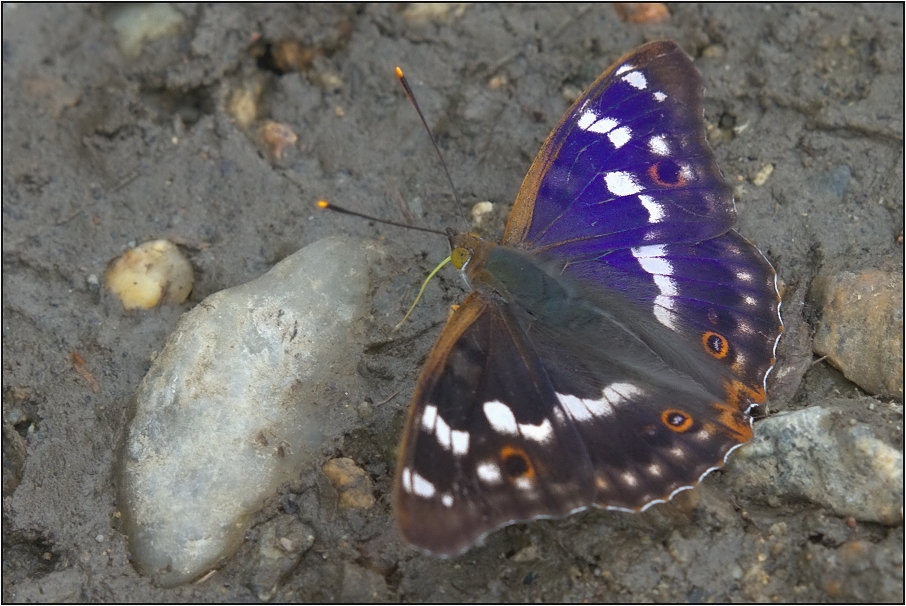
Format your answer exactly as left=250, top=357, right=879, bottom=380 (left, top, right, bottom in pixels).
left=505, top=41, right=735, bottom=256
left=394, top=295, right=595, bottom=556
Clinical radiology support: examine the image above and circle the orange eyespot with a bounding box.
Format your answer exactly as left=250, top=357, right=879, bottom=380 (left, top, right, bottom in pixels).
left=451, top=246, right=472, bottom=269
left=648, top=159, right=688, bottom=187
left=702, top=331, right=730, bottom=359
left=661, top=409, right=693, bottom=432
left=500, top=445, right=535, bottom=479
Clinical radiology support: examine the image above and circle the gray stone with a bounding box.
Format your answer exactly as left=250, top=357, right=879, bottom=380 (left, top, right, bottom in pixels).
left=728, top=402, right=903, bottom=525
left=117, top=237, right=379, bottom=587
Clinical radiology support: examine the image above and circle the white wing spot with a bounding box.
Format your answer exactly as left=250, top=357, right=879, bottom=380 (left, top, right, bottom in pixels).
left=588, top=116, right=620, bottom=135
left=558, top=393, right=613, bottom=422
left=558, top=384, right=641, bottom=423
left=648, top=135, right=669, bottom=156
left=615, top=63, right=635, bottom=76
left=633, top=245, right=673, bottom=273
left=420, top=405, right=437, bottom=431
left=622, top=71, right=648, bottom=90
left=737, top=271, right=754, bottom=282
left=653, top=274, right=678, bottom=297
left=653, top=91, right=667, bottom=102
left=632, top=245, right=679, bottom=330
left=423, top=405, right=468, bottom=454
left=743, top=295, right=757, bottom=306
left=639, top=194, right=665, bottom=223
left=442, top=493, right=454, bottom=507
left=519, top=418, right=553, bottom=444
left=401, top=468, right=413, bottom=492
left=435, top=413, right=452, bottom=450
left=451, top=429, right=470, bottom=455
left=653, top=306, right=676, bottom=330
left=515, top=477, right=535, bottom=491
left=412, top=470, right=437, bottom=498
left=577, top=109, right=598, bottom=130
left=646, top=463, right=663, bottom=477
left=602, top=382, right=643, bottom=403
left=622, top=472, right=639, bottom=487
left=669, top=446, right=686, bottom=459
left=477, top=461, right=502, bottom=484
left=483, top=401, right=519, bottom=435
left=603, top=171, right=644, bottom=196
left=607, top=125, right=632, bottom=149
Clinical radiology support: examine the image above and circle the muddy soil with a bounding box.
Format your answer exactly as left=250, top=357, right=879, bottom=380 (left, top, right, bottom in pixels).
left=3, top=4, right=903, bottom=602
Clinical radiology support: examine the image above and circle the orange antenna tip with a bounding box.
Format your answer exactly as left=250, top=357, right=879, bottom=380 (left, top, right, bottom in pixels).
left=395, top=66, right=404, bottom=78
left=317, top=200, right=330, bottom=209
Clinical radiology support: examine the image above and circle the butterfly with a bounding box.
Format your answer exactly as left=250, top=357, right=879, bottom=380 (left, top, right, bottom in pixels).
left=392, top=41, right=783, bottom=557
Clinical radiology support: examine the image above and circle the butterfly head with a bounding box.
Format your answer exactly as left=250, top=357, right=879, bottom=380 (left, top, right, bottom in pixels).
left=446, top=229, right=496, bottom=282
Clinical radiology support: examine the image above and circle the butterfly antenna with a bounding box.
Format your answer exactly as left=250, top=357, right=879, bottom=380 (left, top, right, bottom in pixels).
left=316, top=200, right=446, bottom=236
left=396, top=66, right=468, bottom=227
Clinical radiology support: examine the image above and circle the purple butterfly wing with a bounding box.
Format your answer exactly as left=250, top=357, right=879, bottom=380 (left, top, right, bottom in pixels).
left=504, top=41, right=735, bottom=258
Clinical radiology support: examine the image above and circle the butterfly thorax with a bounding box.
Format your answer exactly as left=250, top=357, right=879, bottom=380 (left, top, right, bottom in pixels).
left=448, top=230, right=572, bottom=322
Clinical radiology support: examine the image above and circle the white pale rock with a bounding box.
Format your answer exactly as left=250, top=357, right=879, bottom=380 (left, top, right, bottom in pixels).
left=117, top=237, right=378, bottom=587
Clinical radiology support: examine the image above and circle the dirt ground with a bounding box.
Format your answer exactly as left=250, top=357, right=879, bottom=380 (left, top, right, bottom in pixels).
left=3, top=4, right=903, bottom=602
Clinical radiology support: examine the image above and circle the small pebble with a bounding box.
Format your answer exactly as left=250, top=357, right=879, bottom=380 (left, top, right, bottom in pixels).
left=322, top=458, right=376, bottom=509
left=258, top=121, right=298, bottom=160
left=106, top=3, right=184, bottom=58
left=614, top=3, right=670, bottom=24
left=470, top=201, right=494, bottom=227
left=270, top=39, right=318, bottom=73
left=752, top=163, right=774, bottom=186
left=227, top=78, right=265, bottom=128
left=402, top=3, right=468, bottom=24
left=105, top=240, right=193, bottom=310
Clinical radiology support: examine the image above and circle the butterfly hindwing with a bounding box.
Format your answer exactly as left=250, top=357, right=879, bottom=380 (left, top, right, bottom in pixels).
left=516, top=279, right=756, bottom=511
left=554, top=229, right=782, bottom=409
